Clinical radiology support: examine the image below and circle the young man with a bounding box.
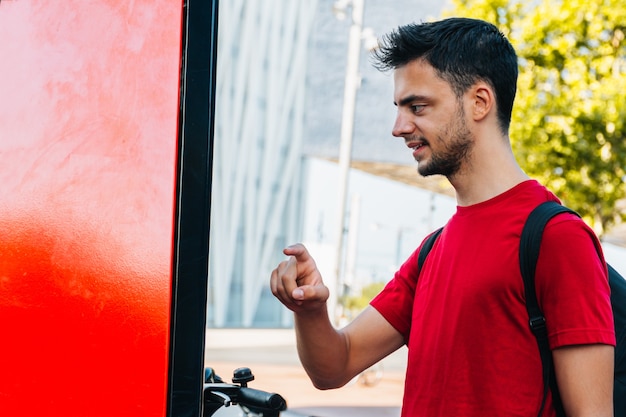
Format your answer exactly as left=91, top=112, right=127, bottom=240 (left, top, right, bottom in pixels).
left=270, top=18, right=615, bottom=416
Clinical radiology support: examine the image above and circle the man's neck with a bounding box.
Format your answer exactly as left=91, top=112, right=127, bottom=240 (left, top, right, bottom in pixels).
left=448, top=147, right=529, bottom=207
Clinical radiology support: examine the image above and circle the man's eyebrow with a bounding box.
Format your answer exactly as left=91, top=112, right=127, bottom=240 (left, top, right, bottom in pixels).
left=394, top=94, right=428, bottom=107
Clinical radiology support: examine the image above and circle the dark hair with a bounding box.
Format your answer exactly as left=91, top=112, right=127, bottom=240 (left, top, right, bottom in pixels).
left=372, top=17, right=518, bottom=133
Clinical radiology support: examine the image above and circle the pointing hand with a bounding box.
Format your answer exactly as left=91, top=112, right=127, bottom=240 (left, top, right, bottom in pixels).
left=270, top=243, right=330, bottom=313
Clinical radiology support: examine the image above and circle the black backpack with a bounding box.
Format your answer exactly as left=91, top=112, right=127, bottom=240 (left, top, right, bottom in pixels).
left=417, top=201, right=626, bottom=417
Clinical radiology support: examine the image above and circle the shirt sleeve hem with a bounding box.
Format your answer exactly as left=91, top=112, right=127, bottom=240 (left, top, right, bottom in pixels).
left=370, top=300, right=410, bottom=344
left=549, top=328, right=616, bottom=350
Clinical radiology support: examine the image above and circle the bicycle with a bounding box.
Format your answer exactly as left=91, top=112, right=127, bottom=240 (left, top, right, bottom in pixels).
left=204, top=366, right=304, bottom=417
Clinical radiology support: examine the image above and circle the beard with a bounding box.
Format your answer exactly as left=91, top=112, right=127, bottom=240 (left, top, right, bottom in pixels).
left=417, top=107, right=474, bottom=178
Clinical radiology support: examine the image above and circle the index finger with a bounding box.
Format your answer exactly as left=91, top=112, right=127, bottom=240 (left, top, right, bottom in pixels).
left=278, top=255, right=300, bottom=302
left=283, top=243, right=312, bottom=263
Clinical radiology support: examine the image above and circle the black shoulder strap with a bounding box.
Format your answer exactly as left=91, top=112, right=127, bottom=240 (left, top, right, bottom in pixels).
left=520, top=201, right=579, bottom=417
left=421, top=204, right=609, bottom=416
left=418, top=227, right=443, bottom=273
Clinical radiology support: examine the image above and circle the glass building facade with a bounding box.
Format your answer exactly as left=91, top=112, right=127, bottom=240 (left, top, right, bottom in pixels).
left=208, top=0, right=318, bottom=327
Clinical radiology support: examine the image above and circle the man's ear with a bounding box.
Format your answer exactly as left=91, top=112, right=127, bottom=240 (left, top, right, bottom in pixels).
left=471, top=83, right=494, bottom=122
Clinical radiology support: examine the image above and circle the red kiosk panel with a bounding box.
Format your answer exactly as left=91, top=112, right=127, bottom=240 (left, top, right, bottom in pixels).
left=0, top=1, right=183, bottom=415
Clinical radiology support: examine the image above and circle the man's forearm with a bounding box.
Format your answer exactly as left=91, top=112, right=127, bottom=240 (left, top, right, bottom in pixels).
left=294, top=308, right=352, bottom=390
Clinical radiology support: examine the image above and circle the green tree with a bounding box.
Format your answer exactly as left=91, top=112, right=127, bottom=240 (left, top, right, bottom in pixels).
left=342, top=282, right=386, bottom=318
left=445, top=0, right=626, bottom=236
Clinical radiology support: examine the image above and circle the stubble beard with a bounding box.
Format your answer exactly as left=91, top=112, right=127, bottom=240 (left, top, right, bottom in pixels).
left=417, top=108, right=474, bottom=179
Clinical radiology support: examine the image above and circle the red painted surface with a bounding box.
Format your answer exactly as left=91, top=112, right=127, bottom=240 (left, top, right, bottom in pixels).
left=0, top=1, right=183, bottom=415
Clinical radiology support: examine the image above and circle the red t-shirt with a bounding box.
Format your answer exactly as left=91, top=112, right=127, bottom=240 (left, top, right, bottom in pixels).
left=371, top=180, right=615, bottom=417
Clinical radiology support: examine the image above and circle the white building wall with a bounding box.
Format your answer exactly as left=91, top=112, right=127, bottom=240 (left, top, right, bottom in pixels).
left=300, top=158, right=457, bottom=295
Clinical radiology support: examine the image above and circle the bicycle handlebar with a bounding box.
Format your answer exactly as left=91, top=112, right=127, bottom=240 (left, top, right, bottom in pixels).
left=203, top=367, right=287, bottom=417
left=238, top=386, right=287, bottom=410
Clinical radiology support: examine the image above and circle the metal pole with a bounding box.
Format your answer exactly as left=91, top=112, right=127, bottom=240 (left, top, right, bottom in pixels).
left=334, top=0, right=364, bottom=325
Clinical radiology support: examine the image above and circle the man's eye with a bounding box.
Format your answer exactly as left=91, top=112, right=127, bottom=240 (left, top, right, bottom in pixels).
left=411, top=104, right=425, bottom=113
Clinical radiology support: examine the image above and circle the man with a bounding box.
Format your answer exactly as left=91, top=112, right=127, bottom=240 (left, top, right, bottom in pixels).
left=270, top=17, right=615, bottom=417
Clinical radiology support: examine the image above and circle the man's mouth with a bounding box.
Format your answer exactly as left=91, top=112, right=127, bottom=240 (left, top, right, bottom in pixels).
left=408, top=141, right=427, bottom=160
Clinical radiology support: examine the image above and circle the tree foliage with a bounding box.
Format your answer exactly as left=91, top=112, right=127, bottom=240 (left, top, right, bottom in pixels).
left=444, top=0, right=626, bottom=236
left=342, top=282, right=386, bottom=318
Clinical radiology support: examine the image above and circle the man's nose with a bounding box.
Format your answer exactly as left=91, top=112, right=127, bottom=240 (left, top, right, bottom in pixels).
left=392, top=111, right=415, bottom=137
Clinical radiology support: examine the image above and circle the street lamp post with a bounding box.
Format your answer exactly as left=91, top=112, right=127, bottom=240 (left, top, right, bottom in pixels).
left=332, top=0, right=365, bottom=325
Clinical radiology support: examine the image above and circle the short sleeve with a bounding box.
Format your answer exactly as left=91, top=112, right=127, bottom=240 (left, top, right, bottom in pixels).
left=535, top=214, right=616, bottom=349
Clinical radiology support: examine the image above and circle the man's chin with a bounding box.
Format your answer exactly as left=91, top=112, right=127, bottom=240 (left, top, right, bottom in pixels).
left=417, top=161, right=455, bottom=178
left=417, top=163, right=434, bottom=177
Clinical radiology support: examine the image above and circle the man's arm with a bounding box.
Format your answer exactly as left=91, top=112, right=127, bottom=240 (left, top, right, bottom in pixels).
left=553, top=344, right=614, bottom=417
left=270, top=244, right=405, bottom=389
left=295, top=305, right=404, bottom=389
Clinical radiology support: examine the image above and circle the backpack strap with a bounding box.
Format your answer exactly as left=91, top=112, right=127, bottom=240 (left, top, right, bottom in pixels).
left=520, top=201, right=579, bottom=417
left=417, top=227, right=443, bottom=273
left=421, top=203, right=601, bottom=416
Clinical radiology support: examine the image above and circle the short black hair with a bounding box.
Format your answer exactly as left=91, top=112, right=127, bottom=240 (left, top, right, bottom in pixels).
left=372, top=17, right=518, bottom=134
